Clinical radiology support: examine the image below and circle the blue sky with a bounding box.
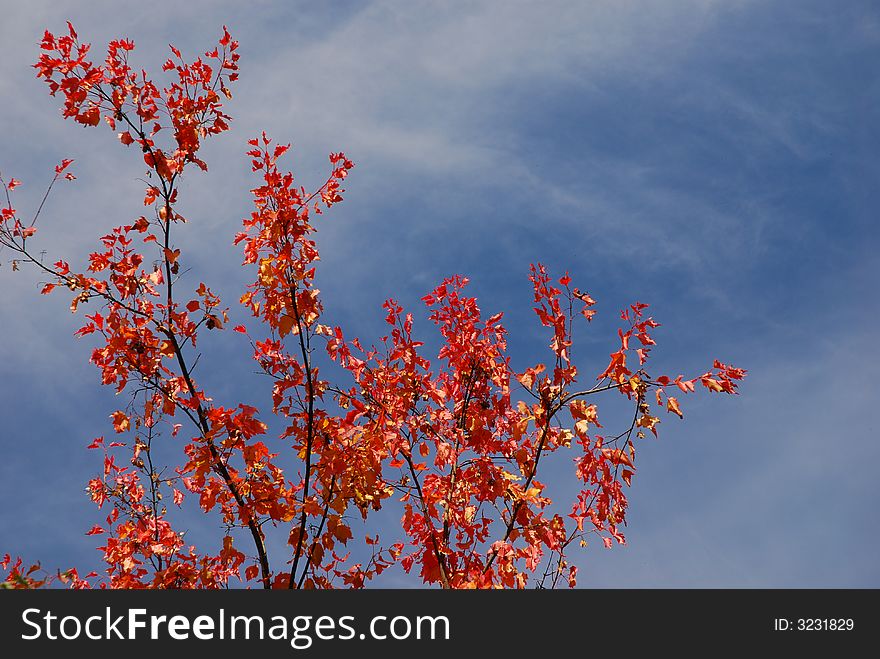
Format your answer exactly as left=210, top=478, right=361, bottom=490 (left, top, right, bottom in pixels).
left=1, top=0, right=877, bottom=587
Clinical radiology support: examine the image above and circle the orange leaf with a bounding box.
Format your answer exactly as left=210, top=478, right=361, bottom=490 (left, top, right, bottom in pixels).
left=110, top=411, right=130, bottom=433
left=703, top=377, right=724, bottom=393
left=601, top=447, right=633, bottom=468
left=333, top=524, right=353, bottom=543
left=278, top=314, right=295, bottom=337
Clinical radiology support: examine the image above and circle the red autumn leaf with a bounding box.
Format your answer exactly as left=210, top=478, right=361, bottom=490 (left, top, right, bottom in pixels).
left=702, top=377, right=725, bottom=393
left=277, top=313, right=295, bottom=337
left=666, top=396, right=683, bottom=419
left=601, top=447, right=634, bottom=468
left=110, top=411, right=130, bottom=433
left=675, top=376, right=696, bottom=393
left=76, top=108, right=101, bottom=127
left=54, top=159, right=74, bottom=175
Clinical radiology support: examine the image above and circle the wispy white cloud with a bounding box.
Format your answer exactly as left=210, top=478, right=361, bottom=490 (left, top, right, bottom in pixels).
left=576, top=321, right=880, bottom=587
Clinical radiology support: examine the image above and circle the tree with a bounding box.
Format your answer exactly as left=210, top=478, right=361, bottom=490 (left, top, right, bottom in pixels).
left=0, top=24, right=745, bottom=589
